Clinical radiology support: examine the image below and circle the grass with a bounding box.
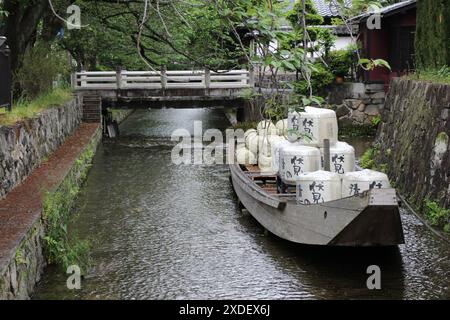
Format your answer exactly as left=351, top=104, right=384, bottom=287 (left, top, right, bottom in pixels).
left=0, top=88, right=73, bottom=126
left=42, top=140, right=96, bottom=273
left=406, top=66, right=450, bottom=85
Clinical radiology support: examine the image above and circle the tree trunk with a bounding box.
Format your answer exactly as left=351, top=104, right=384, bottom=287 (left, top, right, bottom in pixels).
left=4, top=0, right=49, bottom=73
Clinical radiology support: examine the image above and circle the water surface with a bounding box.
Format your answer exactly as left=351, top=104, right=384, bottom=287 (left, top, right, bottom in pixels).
left=34, top=108, right=450, bottom=300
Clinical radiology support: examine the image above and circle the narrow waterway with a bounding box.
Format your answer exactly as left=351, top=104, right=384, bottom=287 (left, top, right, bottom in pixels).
left=34, top=108, right=450, bottom=300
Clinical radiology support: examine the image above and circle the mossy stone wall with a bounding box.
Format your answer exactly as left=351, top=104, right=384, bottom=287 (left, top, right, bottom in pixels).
left=375, top=79, right=450, bottom=209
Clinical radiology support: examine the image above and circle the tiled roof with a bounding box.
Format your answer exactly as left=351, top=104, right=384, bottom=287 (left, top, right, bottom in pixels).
left=351, top=0, right=417, bottom=22
left=314, top=0, right=352, bottom=17
left=288, top=0, right=352, bottom=17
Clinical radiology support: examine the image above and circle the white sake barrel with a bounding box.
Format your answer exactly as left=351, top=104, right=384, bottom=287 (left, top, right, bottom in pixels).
left=244, top=129, right=257, bottom=140
left=258, top=135, right=272, bottom=157
left=276, top=119, right=288, bottom=136
left=271, top=138, right=290, bottom=173
left=236, top=142, right=246, bottom=150
left=245, top=133, right=259, bottom=154
left=279, top=145, right=321, bottom=183
left=298, top=107, right=338, bottom=147
left=341, top=169, right=391, bottom=198
left=320, top=141, right=355, bottom=175
left=257, top=120, right=278, bottom=136
left=236, top=148, right=257, bottom=165
left=258, top=154, right=275, bottom=174
left=297, top=171, right=342, bottom=204
left=287, top=111, right=302, bottom=142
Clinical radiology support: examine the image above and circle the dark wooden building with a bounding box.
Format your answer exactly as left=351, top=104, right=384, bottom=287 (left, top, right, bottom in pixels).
left=353, top=0, right=417, bottom=84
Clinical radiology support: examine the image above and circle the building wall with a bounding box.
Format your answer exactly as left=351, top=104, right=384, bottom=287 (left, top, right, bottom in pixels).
left=359, top=8, right=417, bottom=83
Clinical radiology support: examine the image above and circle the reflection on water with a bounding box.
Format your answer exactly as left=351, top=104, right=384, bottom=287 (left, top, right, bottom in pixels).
left=34, top=109, right=450, bottom=300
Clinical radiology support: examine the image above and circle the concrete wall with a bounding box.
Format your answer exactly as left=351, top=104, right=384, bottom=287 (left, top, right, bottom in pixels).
left=0, top=99, right=82, bottom=199
left=374, top=79, right=450, bottom=209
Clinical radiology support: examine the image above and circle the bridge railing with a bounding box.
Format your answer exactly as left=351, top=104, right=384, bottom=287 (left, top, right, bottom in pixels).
left=73, top=69, right=254, bottom=90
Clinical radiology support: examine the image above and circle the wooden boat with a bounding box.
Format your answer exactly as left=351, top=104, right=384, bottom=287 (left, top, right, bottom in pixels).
left=229, top=164, right=405, bottom=247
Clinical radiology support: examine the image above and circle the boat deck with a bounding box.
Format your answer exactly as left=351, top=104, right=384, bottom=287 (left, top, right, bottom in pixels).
left=242, top=165, right=296, bottom=197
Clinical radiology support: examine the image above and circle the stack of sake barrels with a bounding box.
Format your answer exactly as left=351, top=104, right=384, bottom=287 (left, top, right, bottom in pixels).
left=235, top=106, right=391, bottom=204
left=236, top=118, right=290, bottom=174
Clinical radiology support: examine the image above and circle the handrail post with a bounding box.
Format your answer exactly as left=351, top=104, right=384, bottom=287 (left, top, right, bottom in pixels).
left=80, top=66, right=87, bottom=88
left=161, top=65, right=167, bottom=90
left=71, top=72, right=76, bottom=89
left=249, top=66, right=255, bottom=87
left=204, top=68, right=211, bottom=89
left=116, top=66, right=122, bottom=90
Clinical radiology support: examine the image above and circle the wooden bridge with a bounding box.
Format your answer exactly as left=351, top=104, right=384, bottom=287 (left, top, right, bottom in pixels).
left=73, top=68, right=254, bottom=107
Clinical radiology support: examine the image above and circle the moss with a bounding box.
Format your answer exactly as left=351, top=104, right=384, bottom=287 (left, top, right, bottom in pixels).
left=41, top=130, right=99, bottom=274
left=338, top=124, right=377, bottom=139
left=436, top=132, right=449, bottom=144
left=14, top=247, right=27, bottom=266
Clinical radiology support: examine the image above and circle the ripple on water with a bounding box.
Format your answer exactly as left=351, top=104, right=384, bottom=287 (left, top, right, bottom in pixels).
left=33, top=109, right=450, bottom=300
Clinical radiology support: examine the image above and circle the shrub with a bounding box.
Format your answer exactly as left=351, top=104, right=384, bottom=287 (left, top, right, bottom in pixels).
left=409, top=66, right=450, bottom=85
left=328, top=49, right=353, bottom=78
left=415, top=0, right=450, bottom=69
left=14, top=43, right=69, bottom=99
left=360, top=148, right=376, bottom=169
left=293, top=63, right=334, bottom=96
left=425, top=200, right=450, bottom=231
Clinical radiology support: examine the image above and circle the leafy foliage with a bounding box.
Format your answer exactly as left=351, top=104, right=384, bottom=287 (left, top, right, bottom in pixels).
left=327, top=49, right=354, bottom=78
left=409, top=66, right=450, bottom=85
left=415, top=0, right=450, bottom=69
left=42, top=144, right=95, bottom=273
left=425, top=200, right=450, bottom=232
left=0, top=88, right=72, bottom=126
left=293, top=62, right=334, bottom=95
left=358, top=58, right=391, bottom=71
left=360, top=148, right=376, bottom=169
left=14, top=43, right=69, bottom=98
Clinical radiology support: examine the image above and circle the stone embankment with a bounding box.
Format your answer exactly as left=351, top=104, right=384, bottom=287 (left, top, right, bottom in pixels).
left=375, top=79, right=450, bottom=210
left=0, top=97, right=102, bottom=299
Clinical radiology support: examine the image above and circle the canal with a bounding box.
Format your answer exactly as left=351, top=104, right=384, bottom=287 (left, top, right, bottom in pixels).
left=34, top=108, right=450, bottom=300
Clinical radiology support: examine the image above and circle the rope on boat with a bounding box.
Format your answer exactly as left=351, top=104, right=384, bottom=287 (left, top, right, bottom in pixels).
left=396, top=192, right=450, bottom=245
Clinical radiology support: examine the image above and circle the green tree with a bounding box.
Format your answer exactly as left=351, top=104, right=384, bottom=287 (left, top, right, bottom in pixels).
left=415, top=0, right=450, bottom=69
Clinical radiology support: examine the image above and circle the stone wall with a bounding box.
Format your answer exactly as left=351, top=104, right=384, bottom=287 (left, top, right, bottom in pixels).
left=375, top=79, right=450, bottom=209
left=327, top=83, right=386, bottom=127
left=0, top=125, right=102, bottom=300
left=0, top=220, right=46, bottom=299
left=110, top=109, right=134, bottom=124
left=0, top=99, right=82, bottom=199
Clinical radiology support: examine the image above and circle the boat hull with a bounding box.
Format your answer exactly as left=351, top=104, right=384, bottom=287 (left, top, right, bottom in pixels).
left=229, top=164, right=405, bottom=247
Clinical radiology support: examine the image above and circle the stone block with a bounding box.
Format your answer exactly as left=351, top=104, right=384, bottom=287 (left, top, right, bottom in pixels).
left=370, top=92, right=386, bottom=99
left=338, top=116, right=353, bottom=128
left=344, top=99, right=363, bottom=110
left=351, top=110, right=367, bottom=123
left=365, top=105, right=380, bottom=116
left=371, top=99, right=385, bottom=105
left=365, top=83, right=384, bottom=92
left=441, top=109, right=449, bottom=121
left=336, top=104, right=351, bottom=118
left=349, top=83, right=366, bottom=95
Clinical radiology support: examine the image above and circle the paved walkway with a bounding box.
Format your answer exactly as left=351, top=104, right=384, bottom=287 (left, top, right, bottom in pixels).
left=0, top=123, right=100, bottom=269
